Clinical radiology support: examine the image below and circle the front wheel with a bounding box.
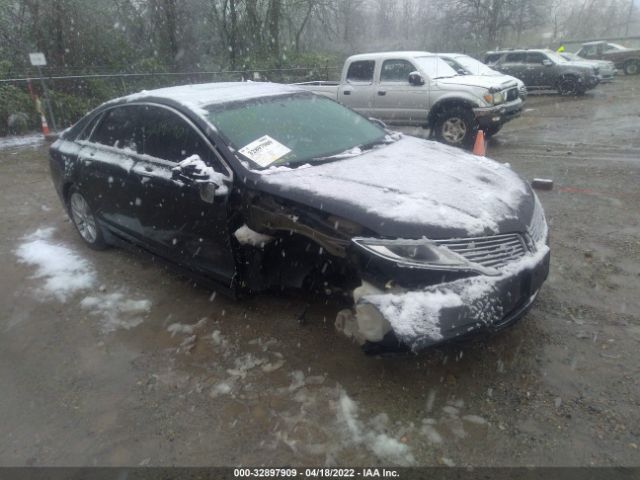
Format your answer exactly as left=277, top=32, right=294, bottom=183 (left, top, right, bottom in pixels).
left=557, top=76, right=583, bottom=96
left=68, top=187, right=108, bottom=250
left=624, top=60, right=639, bottom=75
left=433, top=106, right=477, bottom=149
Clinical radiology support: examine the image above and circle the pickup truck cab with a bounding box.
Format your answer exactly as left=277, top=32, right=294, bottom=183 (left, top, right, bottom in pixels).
left=296, top=51, right=523, bottom=149
left=575, top=41, right=640, bottom=75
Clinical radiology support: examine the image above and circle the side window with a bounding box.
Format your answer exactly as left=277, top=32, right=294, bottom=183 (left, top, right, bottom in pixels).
left=91, top=106, right=142, bottom=153
left=504, top=52, right=525, bottom=63
left=526, top=52, right=547, bottom=64
left=484, top=53, right=503, bottom=65
left=580, top=45, right=597, bottom=57
left=380, top=59, right=416, bottom=82
left=77, top=112, right=104, bottom=141
left=346, top=60, right=375, bottom=83
left=140, top=106, right=222, bottom=171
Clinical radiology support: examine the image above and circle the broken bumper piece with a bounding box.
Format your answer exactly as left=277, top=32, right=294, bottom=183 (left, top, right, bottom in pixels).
left=337, top=246, right=550, bottom=353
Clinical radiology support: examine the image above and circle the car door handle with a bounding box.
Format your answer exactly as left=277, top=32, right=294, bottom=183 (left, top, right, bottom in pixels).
left=343, top=90, right=351, bottom=95
left=377, top=90, right=386, bottom=96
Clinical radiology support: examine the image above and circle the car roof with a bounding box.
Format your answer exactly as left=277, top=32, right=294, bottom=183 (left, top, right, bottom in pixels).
left=581, top=41, right=606, bottom=46
left=109, top=82, right=306, bottom=112
left=347, top=51, right=433, bottom=61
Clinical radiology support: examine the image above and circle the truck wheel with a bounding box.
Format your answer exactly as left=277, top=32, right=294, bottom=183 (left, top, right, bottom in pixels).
left=484, top=124, right=502, bottom=138
left=68, top=186, right=108, bottom=250
left=557, top=76, right=581, bottom=96
left=624, top=60, right=639, bottom=75
left=433, top=106, right=477, bottom=149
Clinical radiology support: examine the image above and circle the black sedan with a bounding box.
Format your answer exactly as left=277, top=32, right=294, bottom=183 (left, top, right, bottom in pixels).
left=49, top=82, right=550, bottom=353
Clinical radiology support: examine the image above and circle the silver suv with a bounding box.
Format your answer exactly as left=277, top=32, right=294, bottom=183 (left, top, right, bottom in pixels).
left=485, top=49, right=600, bottom=96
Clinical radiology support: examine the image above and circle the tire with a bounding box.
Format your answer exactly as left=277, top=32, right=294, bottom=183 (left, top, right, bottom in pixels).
left=433, top=106, right=477, bottom=149
left=68, top=187, right=108, bottom=250
left=484, top=124, right=502, bottom=138
left=557, top=76, right=581, bottom=96
left=623, top=60, right=639, bottom=75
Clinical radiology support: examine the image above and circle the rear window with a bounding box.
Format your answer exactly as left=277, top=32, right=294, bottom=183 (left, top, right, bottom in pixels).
left=91, top=106, right=142, bottom=153
left=346, top=60, right=375, bottom=82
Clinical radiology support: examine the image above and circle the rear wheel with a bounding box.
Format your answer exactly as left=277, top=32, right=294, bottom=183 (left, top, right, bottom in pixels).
left=557, top=76, right=582, bottom=96
left=68, top=187, right=108, bottom=250
left=624, top=60, right=639, bottom=75
left=433, top=106, right=477, bottom=149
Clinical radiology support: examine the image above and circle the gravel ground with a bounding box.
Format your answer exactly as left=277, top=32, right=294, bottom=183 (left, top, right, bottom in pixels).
left=0, top=77, right=638, bottom=467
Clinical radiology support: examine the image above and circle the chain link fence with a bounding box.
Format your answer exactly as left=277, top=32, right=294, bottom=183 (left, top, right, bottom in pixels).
left=0, top=64, right=340, bottom=136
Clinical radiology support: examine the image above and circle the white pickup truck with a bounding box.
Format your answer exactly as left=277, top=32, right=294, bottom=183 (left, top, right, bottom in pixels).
left=296, top=51, right=523, bottom=148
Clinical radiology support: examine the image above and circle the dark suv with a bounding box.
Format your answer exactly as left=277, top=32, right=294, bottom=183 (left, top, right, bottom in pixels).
left=484, top=49, right=600, bottom=95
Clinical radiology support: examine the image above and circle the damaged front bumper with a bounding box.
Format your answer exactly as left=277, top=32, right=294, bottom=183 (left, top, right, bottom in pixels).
left=473, top=98, right=523, bottom=128
left=337, top=247, right=550, bottom=353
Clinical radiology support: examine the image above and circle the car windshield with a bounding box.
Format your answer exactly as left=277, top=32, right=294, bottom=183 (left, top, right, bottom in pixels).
left=414, top=56, right=459, bottom=78
left=452, top=55, right=495, bottom=75
left=205, top=94, right=387, bottom=170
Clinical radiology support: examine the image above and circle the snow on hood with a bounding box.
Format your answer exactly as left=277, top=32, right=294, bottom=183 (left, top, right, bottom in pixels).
left=436, top=74, right=517, bottom=90
left=257, top=136, right=532, bottom=238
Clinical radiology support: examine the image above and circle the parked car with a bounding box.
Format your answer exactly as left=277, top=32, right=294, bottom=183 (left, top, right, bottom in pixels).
left=437, top=53, right=526, bottom=137
left=575, top=41, right=640, bottom=75
left=295, top=51, right=523, bottom=149
left=49, top=82, right=549, bottom=353
left=485, top=49, right=600, bottom=95
left=559, top=51, right=617, bottom=82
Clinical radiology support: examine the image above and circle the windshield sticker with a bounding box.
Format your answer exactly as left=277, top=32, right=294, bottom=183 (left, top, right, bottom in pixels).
left=238, top=135, right=292, bottom=167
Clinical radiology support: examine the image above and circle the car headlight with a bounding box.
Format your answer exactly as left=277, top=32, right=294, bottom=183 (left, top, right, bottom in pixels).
left=352, top=237, right=471, bottom=270
left=483, top=91, right=505, bottom=105
left=528, top=194, right=548, bottom=246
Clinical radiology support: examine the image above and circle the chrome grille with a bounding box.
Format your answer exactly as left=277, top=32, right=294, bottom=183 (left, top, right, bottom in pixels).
left=505, top=87, right=519, bottom=101
left=434, top=233, right=527, bottom=270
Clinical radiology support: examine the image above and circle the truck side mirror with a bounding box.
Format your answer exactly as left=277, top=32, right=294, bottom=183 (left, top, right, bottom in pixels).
left=408, top=71, right=425, bottom=86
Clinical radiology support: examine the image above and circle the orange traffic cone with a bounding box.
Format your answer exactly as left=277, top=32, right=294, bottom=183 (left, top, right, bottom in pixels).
left=472, top=129, right=486, bottom=156
left=40, top=113, right=49, bottom=135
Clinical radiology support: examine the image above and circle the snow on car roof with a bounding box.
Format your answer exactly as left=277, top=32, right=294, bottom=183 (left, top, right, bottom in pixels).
left=112, top=82, right=306, bottom=116
left=347, top=51, right=433, bottom=61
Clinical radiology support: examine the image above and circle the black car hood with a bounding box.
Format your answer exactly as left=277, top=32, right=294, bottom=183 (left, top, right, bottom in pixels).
left=251, top=136, right=535, bottom=239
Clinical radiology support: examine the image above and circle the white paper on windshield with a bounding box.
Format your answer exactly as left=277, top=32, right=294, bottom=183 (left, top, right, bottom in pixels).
left=239, top=135, right=291, bottom=167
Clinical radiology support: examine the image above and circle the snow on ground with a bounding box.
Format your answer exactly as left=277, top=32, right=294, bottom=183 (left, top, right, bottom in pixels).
left=80, top=292, right=151, bottom=333
left=336, top=390, right=415, bottom=466
left=15, top=227, right=97, bottom=301
left=0, top=133, right=44, bottom=151
left=15, top=227, right=151, bottom=332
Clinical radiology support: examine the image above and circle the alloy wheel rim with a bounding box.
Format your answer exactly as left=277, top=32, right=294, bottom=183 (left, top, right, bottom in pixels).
left=442, top=117, right=467, bottom=144
left=70, top=193, right=98, bottom=243
left=628, top=63, right=638, bottom=74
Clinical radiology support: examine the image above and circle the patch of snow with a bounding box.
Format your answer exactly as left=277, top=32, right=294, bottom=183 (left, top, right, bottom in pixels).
left=0, top=134, right=44, bottom=151
left=210, top=382, right=233, bottom=398
left=80, top=292, right=151, bottom=333
left=15, top=228, right=96, bottom=301
left=234, top=224, right=274, bottom=247
left=336, top=390, right=415, bottom=466
left=167, top=317, right=207, bottom=337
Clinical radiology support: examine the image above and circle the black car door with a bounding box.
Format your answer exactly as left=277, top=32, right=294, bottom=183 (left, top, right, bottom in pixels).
left=129, top=104, right=236, bottom=285
left=499, top=52, right=527, bottom=82
left=78, top=105, right=144, bottom=235
left=524, top=52, right=552, bottom=88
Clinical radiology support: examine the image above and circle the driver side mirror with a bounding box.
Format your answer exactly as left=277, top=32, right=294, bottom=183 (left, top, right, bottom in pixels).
left=542, top=59, right=553, bottom=66
left=408, top=71, right=425, bottom=86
